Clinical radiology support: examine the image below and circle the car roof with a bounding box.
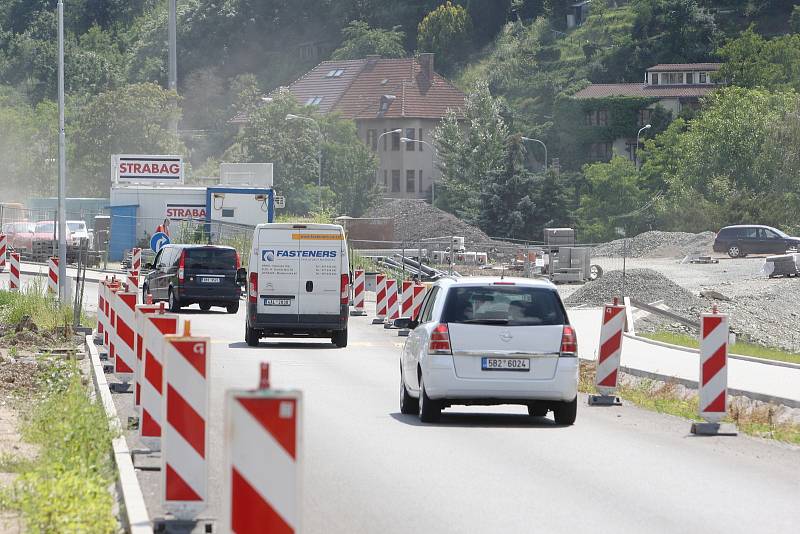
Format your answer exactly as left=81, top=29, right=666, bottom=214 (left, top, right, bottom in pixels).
left=436, top=276, right=558, bottom=290
left=721, top=224, right=773, bottom=229
left=167, top=244, right=236, bottom=250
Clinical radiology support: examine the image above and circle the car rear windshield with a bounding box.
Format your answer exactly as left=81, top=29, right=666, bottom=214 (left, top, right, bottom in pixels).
left=441, top=285, right=566, bottom=326
left=185, top=248, right=237, bottom=270
left=67, top=222, right=86, bottom=232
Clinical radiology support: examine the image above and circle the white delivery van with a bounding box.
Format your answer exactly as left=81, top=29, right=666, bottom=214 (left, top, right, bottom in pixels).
left=245, top=223, right=350, bottom=347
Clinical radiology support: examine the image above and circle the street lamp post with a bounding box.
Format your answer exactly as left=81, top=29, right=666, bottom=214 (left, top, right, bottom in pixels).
left=286, top=114, right=323, bottom=212
left=635, top=124, right=651, bottom=170
left=400, top=137, right=438, bottom=205
left=57, top=0, right=67, bottom=303
left=622, top=123, right=651, bottom=296
left=168, top=0, right=178, bottom=139
left=520, top=136, right=548, bottom=172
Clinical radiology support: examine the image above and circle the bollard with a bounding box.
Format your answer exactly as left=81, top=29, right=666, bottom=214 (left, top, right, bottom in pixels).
left=162, top=321, right=209, bottom=519
left=0, top=233, right=6, bottom=273
left=401, top=281, right=414, bottom=317
left=139, top=310, right=179, bottom=450
left=384, top=279, right=399, bottom=328
left=350, top=269, right=367, bottom=316
left=373, top=273, right=387, bottom=324
left=114, top=291, right=138, bottom=388
left=224, top=364, right=302, bottom=533
left=47, top=256, right=58, bottom=294
left=588, top=297, right=625, bottom=406
left=134, top=304, right=162, bottom=412
left=131, top=247, right=142, bottom=272
left=691, top=307, right=737, bottom=436
left=127, top=270, right=140, bottom=296
left=411, top=282, right=426, bottom=320
left=9, top=252, right=20, bottom=291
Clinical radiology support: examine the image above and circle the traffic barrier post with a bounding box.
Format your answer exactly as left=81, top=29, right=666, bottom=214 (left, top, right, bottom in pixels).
left=139, top=311, right=179, bottom=450
left=127, top=270, right=140, bottom=295
left=107, top=282, right=121, bottom=371
left=373, top=273, right=387, bottom=324
left=131, top=247, right=142, bottom=272
left=398, top=281, right=414, bottom=337
left=691, top=307, right=737, bottom=436
left=47, top=256, right=58, bottom=294
left=9, top=252, right=20, bottom=291
left=224, top=363, right=302, bottom=533
left=162, top=321, right=209, bottom=519
left=588, top=298, right=625, bottom=406
left=411, top=283, right=426, bottom=319
left=114, top=291, right=138, bottom=388
left=384, top=279, right=399, bottom=328
left=350, top=269, right=366, bottom=316
left=134, top=303, right=162, bottom=412
left=0, top=233, right=6, bottom=273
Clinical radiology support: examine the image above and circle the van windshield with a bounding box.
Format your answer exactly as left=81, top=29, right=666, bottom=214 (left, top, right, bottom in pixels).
left=441, top=286, right=566, bottom=326
left=185, top=248, right=237, bottom=270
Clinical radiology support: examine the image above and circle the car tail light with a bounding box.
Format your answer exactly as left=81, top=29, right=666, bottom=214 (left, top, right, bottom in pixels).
left=235, top=251, right=241, bottom=270
left=560, top=325, right=577, bottom=356
left=178, top=250, right=186, bottom=282
left=340, top=273, right=349, bottom=305
left=249, top=272, right=258, bottom=303
left=428, top=323, right=452, bottom=355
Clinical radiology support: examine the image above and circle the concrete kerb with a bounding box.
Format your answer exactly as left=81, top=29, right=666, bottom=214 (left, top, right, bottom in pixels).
left=624, top=332, right=800, bottom=371
left=85, top=334, right=153, bottom=534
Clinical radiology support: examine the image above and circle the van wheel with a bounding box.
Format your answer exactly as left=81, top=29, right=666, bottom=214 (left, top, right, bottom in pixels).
left=332, top=328, right=348, bottom=348
left=245, top=324, right=260, bottom=347
left=553, top=397, right=577, bottom=425
left=168, top=289, right=180, bottom=312
left=226, top=301, right=239, bottom=314
left=199, top=303, right=211, bottom=311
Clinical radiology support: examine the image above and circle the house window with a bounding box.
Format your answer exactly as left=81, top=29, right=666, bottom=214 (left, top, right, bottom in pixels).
left=699, top=72, right=707, bottom=84
left=626, top=142, right=638, bottom=162
left=585, top=110, right=608, bottom=126
left=383, top=170, right=388, bottom=187
left=305, top=96, right=323, bottom=106
left=663, top=72, right=683, bottom=85
left=418, top=129, right=424, bottom=151
left=650, top=72, right=659, bottom=85
left=391, top=170, right=401, bottom=192
left=638, top=108, right=652, bottom=127
left=597, top=109, right=608, bottom=126
left=325, top=68, right=345, bottom=78
left=685, top=72, right=694, bottom=84
left=406, top=170, right=416, bottom=192
left=418, top=170, right=423, bottom=192
left=584, top=111, right=594, bottom=126
left=405, top=128, right=415, bottom=151
left=589, top=142, right=613, bottom=161
left=366, top=129, right=377, bottom=151
left=391, top=130, right=400, bottom=151
left=382, top=129, right=388, bottom=151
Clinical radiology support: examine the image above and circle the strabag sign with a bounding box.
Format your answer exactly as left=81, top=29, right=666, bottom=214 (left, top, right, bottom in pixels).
left=112, top=154, right=184, bottom=184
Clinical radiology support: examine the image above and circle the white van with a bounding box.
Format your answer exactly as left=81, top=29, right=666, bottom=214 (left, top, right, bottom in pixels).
left=245, top=223, right=350, bottom=347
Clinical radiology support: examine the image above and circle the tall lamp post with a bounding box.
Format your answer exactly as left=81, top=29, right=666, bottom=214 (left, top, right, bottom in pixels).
left=521, top=136, right=548, bottom=172
left=57, top=0, right=67, bottom=302
left=621, top=123, right=652, bottom=296
left=286, top=114, right=323, bottom=212
left=400, top=137, right=438, bottom=205
left=635, top=123, right=651, bottom=170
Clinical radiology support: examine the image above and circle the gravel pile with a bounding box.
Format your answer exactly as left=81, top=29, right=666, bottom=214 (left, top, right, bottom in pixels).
left=564, top=268, right=703, bottom=312
left=593, top=231, right=715, bottom=258
left=365, top=199, right=493, bottom=245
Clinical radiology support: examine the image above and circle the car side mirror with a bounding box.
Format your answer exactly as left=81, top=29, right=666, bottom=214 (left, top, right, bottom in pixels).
left=394, top=318, right=417, bottom=330
left=144, top=262, right=153, bottom=270
left=236, top=267, right=247, bottom=286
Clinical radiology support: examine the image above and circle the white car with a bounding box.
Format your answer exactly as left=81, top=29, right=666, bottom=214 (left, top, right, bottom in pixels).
left=397, top=277, right=578, bottom=424
left=67, top=220, right=91, bottom=247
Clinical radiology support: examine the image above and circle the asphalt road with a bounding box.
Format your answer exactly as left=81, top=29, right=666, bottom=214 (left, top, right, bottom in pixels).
left=103, top=299, right=800, bottom=534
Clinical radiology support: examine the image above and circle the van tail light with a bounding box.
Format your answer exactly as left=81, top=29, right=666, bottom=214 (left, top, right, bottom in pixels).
left=235, top=251, right=241, bottom=270
left=249, top=272, right=258, bottom=303
left=428, top=323, right=452, bottom=355
left=340, top=273, right=349, bottom=305
left=178, top=250, right=186, bottom=282
left=560, top=325, right=577, bottom=356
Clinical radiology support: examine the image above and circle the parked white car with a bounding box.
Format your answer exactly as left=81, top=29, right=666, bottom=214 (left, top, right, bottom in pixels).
left=397, top=277, right=578, bottom=424
left=67, top=220, right=91, bottom=248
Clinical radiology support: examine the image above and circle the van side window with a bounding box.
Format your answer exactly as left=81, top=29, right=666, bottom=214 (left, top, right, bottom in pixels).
left=419, top=287, right=439, bottom=323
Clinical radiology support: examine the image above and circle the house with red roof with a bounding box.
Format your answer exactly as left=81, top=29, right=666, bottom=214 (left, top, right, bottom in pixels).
left=238, top=53, right=465, bottom=200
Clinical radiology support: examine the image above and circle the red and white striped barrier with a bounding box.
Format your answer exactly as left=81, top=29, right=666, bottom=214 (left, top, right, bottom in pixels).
left=699, top=310, right=729, bottom=422
left=0, top=233, right=6, bottom=272
left=401, top=281, right=414, bottom=317
left=131, top=247, right=142, bottom=272
left=411, top=283, right=426, bottom=319
left=589, top=299, right=625, bottom=405
left=224, top=365, right=302, bottom=533
left=350, top=269, right=366, bottom=316
left=140, top=311, right=179, bottom=449
left=114, top=291, right=138, bottom=384
left=374, top=274, right=387, bottom=323
left=107, top=282, right=121, bottom=365
left=134, top=303, right=162, bottom=410
left=9, top=252, right=20, bottom=291
left=384, top=279, right=399, bottom=326
left=47, top=256, right=58, bottom=294
left=162, top=323, right=209, bottom=519
left=127, top=270, right=140, bottom=295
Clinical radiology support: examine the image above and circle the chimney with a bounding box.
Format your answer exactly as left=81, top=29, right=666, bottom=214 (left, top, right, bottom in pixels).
left=365, top=54, right=380, bottom=70
left=418, top=53, right=434, bottom=89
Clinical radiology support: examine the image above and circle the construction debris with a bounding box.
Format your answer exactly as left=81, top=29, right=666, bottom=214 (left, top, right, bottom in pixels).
left=592, top=231, right=715, bottom=259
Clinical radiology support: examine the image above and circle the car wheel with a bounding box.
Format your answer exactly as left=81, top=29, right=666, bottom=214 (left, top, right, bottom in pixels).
left=727, top=245, right=741, bottom=258
left=332, top=328, right=348, bottom=348
left=245, top=323, right=260, bottom=347
left=399, top=367, right=419, bottom=415
left=168, top=288, right=181, bottom=312
left=553, top=397, right=577, bottom=425
left=142, top=283, right=150, bottom=300
left=418, top=374, right=441, bottom=423
left=226, top=301, right=240, bottom=314
left=528, top=404, right=548, bottom=417
left=199, top=303, right=211, bottom=311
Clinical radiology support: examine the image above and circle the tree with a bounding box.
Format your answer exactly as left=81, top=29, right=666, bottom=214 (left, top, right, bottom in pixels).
left=792, top=5, right=800, bottom=34
left=70, top=83, right=184, bottom=196
left=331, top=21, right=406, bottom=60
left=417, top=1, right=472, bottom=74
left=434, top=80, right=508, bottom=223
left=717, top=27, right=800, bottom=92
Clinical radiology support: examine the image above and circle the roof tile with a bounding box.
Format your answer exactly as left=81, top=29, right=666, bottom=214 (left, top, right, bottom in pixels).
left=573, top=83, right=719, bottom=99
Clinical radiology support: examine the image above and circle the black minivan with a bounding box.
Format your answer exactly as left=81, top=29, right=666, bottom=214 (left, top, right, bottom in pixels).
left=143, top=244, right=245, bottom=313
left=713, top=225, right=800, bottom=258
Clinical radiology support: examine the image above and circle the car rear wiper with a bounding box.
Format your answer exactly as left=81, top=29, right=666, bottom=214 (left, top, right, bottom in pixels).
left=460, top=319, right=509, bottom=325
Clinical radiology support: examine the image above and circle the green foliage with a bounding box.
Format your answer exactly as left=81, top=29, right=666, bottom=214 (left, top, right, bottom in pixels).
left=417, top=1, right=473, bottom=74
left=0, top=281, right=91, bottom=331
left=717, top=26, right=800, bottom=91
left=792, top=5, right=800, bottom=34
left=331, top=21, right=406, bottom=60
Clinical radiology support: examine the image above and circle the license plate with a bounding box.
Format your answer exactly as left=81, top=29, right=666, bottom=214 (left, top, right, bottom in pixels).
left=200, top=277, right=220, bottom=283
left=481, top=357, right=530, bottom=371
left=264, top=298, right=292, bottom=306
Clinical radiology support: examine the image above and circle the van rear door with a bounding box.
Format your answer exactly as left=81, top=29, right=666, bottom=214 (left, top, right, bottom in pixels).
left=296, top=228, right=343, bottom=318
left=256, top=226, right=300, bottom=320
